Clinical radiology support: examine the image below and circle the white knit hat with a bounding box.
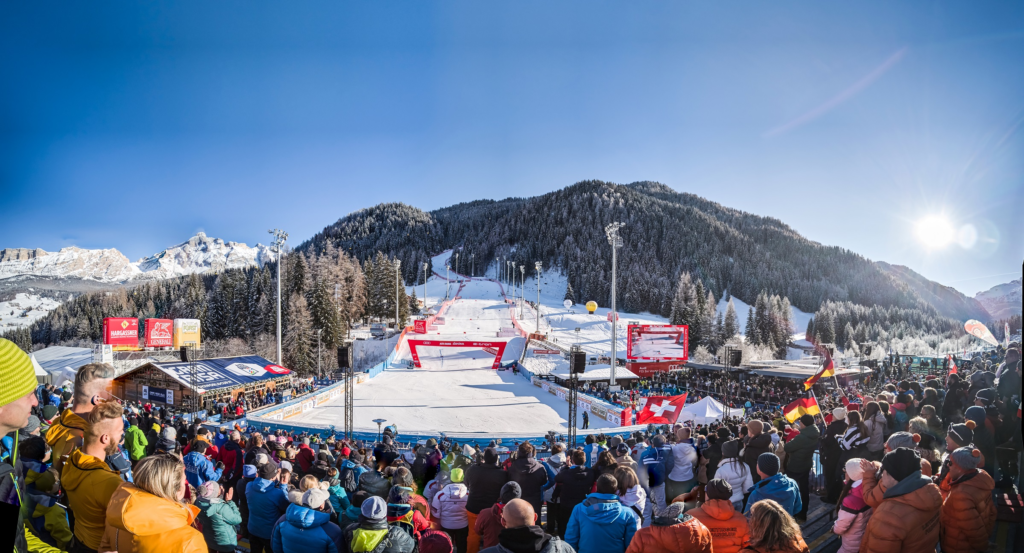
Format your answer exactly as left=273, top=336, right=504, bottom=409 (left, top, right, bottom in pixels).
left=833, top=407, right=847, bottom=421
left=303, top=488, right=330, bottom=509
left=845, top=458, right=865, bottom=483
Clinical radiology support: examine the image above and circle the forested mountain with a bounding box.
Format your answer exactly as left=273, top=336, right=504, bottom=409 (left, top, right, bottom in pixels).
left=303, top=180, right=980, bottom=322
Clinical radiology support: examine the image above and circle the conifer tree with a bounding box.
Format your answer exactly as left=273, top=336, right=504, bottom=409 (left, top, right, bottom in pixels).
left=723, top=299, right=739, bottom=340
left=564, top=282, right=576, bottom=304
left=745, top=306, right=757, bottom=345
left=283, top=293, right=315, bottom=375
left=409, top=289, right=421, bottom=315
left=308, top=278, right=341, bottom=350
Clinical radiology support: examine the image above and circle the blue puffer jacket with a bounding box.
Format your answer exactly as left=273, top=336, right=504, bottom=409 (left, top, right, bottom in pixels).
left=640, top=444, right=675, bottom=487
left=744, top=472, right=802, bottom=516
left=584, top=443, right=606, bottom=469
left=183, top=450, right=222, bottom=488
left=565, top=493, right=637, bottom=553
left=271, top=503, right=344, bottom=553
left=245, top=477, right=291, bottom=539
left=328, top=482, right=351, bottom=514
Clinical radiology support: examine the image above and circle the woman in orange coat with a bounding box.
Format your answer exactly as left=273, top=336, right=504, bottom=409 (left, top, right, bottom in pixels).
left=624, top=502, right=713, bottom=553
left=940, top=448, right=996, bottom=553
left=738, top=500, right=808, bottom=553
left=857, top=448, right=942, bottom=553
left=688, top=479, right=750, bottom=553
left=99, top=453, right=207, bottom=553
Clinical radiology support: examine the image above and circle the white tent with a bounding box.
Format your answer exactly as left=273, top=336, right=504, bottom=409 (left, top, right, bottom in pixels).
left=678, top=396, right=744, bottom=424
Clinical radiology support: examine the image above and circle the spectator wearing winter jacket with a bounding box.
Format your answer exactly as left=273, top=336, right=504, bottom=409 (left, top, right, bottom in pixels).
left=195, top=481, right=243, bottom=552
left=831, top=460, right=871, bottom=553
left=341, top=495, right=416, bottom=553
left=583, top=435, right=606, bottom=469
left=183, top=440, right=223, bottom=488
left=234, top=464, right=258, bottom=539
left=714, top=440, right=752, bottom=512
left=543, top=445, right=567, bottom=537
left=387, top=485, right=431, bottom=540
left=466, top=447, right=510, bottom=553
left=742, top=421, right=773, bottom=484
left=476, top=481, right=522, bottom=549
left=858, top=448, right=942, bottom=553
left=220, top=430, right=245, bottom=487
left=508, top=442, right=551, bottom=514
left=479, top=498, right=574, bottom=553
left=640, top=435, right=674, bottom=521
left=245, top=457, right=291, bottom=553
left=432, top=467, right=470, bottom=553
left=294, top=437, right=317, bottom=474
left=565, top=474, right=638, bottom=553
left=939, top=448, right=996, bottom=553
left=783, top=415, right=819, bottom=520
left=623, top=500, right=713, bottom=553
left=554, top=449, right=597, bottom=538
left=739, top=500, right=809, bottom=553
left=665, top=427, right=698, bottom=501
left=272, top=488, right=345, bottom=553
left=689, top=479, right=750, bottom=553
left=744, top=453, right=802, bottom=517
left=124, top=416, right=149, bottom=463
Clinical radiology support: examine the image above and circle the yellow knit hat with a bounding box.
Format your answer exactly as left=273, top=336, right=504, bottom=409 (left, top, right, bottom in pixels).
left=0, top=338, right=38, bottom=407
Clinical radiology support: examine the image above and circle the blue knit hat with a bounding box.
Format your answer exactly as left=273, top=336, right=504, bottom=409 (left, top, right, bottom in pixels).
left=361, top=496, right=387, bottom=522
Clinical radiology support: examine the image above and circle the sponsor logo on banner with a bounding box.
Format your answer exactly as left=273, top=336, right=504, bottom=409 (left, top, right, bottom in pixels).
left=103, top=317, right=139, bottom=347
left=225, top=363, right=266, bottom=377
left=142, top=385, right=173, bottom=404
left=264, top=364, right=291, bottom=375
left=414, top=320, right=427, bottom=334
left=532, top=349, right=561, bottom=355
left=145, top=319, right=173, bottom=348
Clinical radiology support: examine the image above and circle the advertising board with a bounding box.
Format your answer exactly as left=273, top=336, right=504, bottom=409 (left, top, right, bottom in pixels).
left=173, top=318, right=202, bottom=348
left=142, top=385, right=174, bottom=405
left=145, top=318, right=174, bottom=348
left=531, top=349, right=561, bottom=355
left=626, top=324, right=688, bottom=361
left=626, top=361, right=685, bottom=377
left=414, top=319, right=427, bottom=334
left=103, top=318, right=139, bottom=349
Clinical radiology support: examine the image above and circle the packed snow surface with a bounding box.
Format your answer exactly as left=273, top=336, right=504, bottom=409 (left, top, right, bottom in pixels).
left=296, top=275, right=615, bottom=435
left=0, top=293, right=65, bottom=333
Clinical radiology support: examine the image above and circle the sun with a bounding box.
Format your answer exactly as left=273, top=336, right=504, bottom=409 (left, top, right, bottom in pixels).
left=914, top=215, right=955, bottom=249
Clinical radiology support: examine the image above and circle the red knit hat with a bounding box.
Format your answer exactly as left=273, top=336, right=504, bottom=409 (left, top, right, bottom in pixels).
left=419, top=530, right=453, bottom=553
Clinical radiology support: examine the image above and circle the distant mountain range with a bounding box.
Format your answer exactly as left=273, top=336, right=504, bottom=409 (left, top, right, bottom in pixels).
left=0, top=232, right=273, bottom=284
left=302, top=180, right=1002, bottom=324
left=975, top=278, right=1022, bottom=320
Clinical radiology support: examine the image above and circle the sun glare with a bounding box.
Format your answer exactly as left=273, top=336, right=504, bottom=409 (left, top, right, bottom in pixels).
left=914, top=215, right=955, bottom=249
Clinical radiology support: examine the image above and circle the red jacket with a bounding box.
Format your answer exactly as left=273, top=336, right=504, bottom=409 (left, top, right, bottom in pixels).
left=474, top=502, right=505, bottom=549
left=295, top=444, right=316, bottom=474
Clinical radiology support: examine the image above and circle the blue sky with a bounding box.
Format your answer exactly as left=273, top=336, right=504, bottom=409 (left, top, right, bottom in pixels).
left=1, top=1, right=1021, bottom=297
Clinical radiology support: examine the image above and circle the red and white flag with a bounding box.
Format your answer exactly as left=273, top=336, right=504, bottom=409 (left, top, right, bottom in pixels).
left=947, top=354, right=958, bottom=375
left=636, top=393, right=688, bottom=425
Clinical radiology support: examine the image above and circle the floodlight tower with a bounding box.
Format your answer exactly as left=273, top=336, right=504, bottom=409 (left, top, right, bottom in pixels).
left=606, top=222, right=624, bottom=387
left=520, top=265, right=526, bottom=318
left=395, top=259, right=402, bottom=330
left=268, top=229, right=289, bottom=365
left=535, top=261, right=542, bottom=334
left=422, top=262, right=429, bottom=311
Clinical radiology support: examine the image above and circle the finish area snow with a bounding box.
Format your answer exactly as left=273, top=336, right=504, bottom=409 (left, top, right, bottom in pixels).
left=292, top=275, right=618, bottom=436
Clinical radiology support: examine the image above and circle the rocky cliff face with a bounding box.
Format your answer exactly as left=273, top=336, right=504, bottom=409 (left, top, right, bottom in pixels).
left=0, top=232, right=272, bottom=284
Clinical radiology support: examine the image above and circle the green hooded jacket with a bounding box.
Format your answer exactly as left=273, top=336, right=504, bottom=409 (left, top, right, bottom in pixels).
left=195, top=496, right=243, bottom=552
left=124, top=425, right=149, bottom=462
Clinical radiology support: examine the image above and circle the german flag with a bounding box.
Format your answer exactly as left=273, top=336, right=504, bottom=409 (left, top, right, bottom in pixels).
left=783, top=396, right=821, bottom=424
left=803, top=347, right=835, bottom=391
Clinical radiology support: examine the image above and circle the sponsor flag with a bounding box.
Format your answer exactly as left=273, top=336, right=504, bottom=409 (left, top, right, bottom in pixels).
left=965, top=319, right=1000, bottom=347
left=947, top=354, right=958, bottom=375
left=783, top=396, right=821, bottom=424
left=636, top=393, right=688, bottom=425
left=803, top=347, right=835, bottom=391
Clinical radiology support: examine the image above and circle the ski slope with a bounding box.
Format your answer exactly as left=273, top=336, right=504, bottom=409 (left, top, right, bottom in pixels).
left=294, top=275, right=617, bottom=436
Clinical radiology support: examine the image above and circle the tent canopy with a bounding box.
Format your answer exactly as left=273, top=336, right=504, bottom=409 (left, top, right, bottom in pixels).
left=679, top=396, right=744, bottom=424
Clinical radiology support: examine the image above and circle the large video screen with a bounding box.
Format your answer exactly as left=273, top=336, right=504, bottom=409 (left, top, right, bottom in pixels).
left=626, top=324, right=689, bottom=361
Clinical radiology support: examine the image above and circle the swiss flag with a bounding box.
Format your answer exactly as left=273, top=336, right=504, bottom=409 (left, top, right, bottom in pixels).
left=636, top=393, right=688, bottom=425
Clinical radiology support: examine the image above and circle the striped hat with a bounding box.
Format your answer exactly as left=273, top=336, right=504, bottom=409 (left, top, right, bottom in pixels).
left=0, top=339, right=37, bottom=407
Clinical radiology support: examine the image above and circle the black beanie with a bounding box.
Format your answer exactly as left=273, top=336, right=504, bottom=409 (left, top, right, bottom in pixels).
left=881, top=447, right=922, bottom=482
left=500, top=481, right=522, bottom=503
left=483, top=447, right=499, bottom=465
left=705, top=478, right=733, bottom=501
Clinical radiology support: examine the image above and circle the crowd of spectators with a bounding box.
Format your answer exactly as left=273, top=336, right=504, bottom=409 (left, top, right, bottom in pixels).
left=0, top=337, right=1019, bottom=553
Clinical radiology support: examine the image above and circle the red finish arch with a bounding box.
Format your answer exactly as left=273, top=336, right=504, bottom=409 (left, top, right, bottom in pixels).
left=406, top=339, right=508, bottom=370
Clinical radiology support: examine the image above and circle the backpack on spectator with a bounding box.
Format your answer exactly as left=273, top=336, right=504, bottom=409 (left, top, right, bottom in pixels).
left=339, top=466, right=359, bottom=493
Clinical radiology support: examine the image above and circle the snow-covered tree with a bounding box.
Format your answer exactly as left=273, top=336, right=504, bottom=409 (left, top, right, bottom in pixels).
left=723, top=299, right=739, bottom=340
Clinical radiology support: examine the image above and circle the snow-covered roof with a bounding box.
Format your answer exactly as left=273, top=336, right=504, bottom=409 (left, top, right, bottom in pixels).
left=549, top=364, right=638, bottom=381
left=31, top=346, right=94, bottom=375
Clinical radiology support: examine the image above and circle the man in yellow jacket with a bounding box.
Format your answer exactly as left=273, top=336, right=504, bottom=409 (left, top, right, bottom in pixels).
left=46, top=363, right=114, bottom=473
left=62, top=400, right=125, bottom=553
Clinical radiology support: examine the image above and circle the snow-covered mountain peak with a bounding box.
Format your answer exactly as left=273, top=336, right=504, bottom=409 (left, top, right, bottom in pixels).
left=0, top=234, right=272, bottom=284
left=975, top=278, right=1022, bottom=320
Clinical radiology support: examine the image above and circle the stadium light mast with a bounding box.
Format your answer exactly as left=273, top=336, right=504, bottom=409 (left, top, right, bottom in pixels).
left=520, top=265, right=525, bottom=318
left=395, top=259, right=402, bottom=331
left=422, top=262, right=428, bottom=312
left=446, top=264, right=450, bottom=299
left=606, top=222, right=624, bottom=387
left=535, top=261, right=542, bottom=334
left=455, top=252, right=459, bottom=276
left=268, top=229, right=288, bottom=365
left=471, top=253, right=475, bottom=277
